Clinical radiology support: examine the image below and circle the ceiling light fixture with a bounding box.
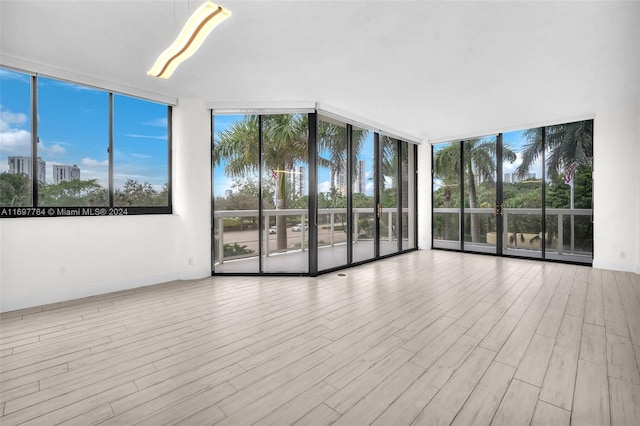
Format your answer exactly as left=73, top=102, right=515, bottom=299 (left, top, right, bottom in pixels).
left=148, top=1, right=231, bottom=79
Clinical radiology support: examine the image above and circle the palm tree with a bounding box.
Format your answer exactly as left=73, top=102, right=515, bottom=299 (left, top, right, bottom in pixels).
left=434, top=138, right=516, bottom=243
left=213, top=114, right=308, bottom=251
left=317, top=122, right=366, bottom=195
left=516, top=120, right=593, bottom=179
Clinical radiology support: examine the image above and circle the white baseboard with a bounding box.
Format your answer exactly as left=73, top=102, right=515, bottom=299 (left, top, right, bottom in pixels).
left=592, top=259, right=639, bottom=274
left=0, top=272, right=190, bottom=313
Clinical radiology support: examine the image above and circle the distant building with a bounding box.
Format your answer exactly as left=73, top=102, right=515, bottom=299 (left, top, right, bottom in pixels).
left=53, top=164, right=81, bottom=184
left=290, top=166, right=306, bottom=196
left=333, top=160, right=366, bottom=194
left=355, top=160, right=366, bottom=193
left=333, top=162, right=347, bottom=195
left=504, top=172, right=535, bottom=183
left=224, top=189, right=233, bottom=198
left=8, top=156, right=46, bottom=183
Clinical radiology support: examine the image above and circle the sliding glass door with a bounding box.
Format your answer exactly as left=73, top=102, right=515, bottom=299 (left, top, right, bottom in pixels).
left=432, top=119, right=593, bottom=264
left=213, top=111, right=418, bottom=275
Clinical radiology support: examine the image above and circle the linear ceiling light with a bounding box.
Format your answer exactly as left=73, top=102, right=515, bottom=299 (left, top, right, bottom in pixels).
left=148, top=1, right=231, bottom=79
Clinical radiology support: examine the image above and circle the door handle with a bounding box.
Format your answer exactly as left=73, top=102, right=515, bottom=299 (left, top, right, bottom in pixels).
left=495, top=203, right=504, bottom=216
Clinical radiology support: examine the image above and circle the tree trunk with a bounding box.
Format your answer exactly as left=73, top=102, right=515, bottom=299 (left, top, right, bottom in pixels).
left=443, top=186, right=451, bottom=240
left=468, top=169, right=480, bottom=243
left=276, top=172, right=287, bottom=251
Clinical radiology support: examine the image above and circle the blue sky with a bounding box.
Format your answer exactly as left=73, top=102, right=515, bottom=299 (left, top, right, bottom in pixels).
left=212, top=115, right=377, bottom=198
left=0, top=68, right=168, bottom=190
left=432, top=131, right=544, bottom=190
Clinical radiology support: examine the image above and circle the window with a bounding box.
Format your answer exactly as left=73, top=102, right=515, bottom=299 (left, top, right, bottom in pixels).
left=37, top=76, right=109, bottom=207
left=113, top=94, right=169, bottom=207
left=0, top=68, right=33, bottom=207
left=0, top=67, right=171, bottom=217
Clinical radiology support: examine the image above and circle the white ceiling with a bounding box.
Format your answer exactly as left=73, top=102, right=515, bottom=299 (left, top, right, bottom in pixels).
left=1, top=0, right=638, bottom=142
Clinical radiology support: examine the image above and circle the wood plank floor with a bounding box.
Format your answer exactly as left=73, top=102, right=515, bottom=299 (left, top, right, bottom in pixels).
left=2, top=250, right=640, bottom=425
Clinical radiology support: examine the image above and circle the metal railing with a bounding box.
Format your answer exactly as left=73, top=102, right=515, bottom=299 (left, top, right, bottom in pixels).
left=213, top=207, right=406, bottom=264
left=432, top=207, right=592, bottom=257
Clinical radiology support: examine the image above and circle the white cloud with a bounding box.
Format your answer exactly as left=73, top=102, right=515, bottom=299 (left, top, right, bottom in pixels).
left=0, top=106, right=31, bottom=154
left=143, top=118, right=168, bottom=127
left=125, top=134, right=167, bottom=140
left=40, top=143, right=67, bottom=156
left=0, top=109, right=28, bottom=132
left=365, top=182, right=374, bottom=194
left=318, top=180, right=331, bottom=193
left=81, top=157, right=109, bottom=167
left=0, top=128, right=31, bottom=154
left=0, top=69, right=30, bottom=84
left=130, top=153, right=153, bottom=159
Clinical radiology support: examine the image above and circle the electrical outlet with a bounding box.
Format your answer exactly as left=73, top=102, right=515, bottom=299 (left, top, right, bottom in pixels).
left=188, top=257, right=194, bottom=266
left=621, top=251, right=627, bottom=259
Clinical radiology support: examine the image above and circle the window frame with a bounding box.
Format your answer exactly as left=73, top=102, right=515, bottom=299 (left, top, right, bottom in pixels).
left=0, top=67, right=172, bottom=218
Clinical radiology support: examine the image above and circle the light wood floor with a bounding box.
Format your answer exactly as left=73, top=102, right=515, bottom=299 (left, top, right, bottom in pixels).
left=2, top=250, right=640, bottom=425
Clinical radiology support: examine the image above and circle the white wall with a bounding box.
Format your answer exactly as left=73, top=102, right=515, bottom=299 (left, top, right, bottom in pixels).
left=417, top=142, right=432, bottom=250
left=417, top=106, right=640, bottom=275
left=0, top=99, right=213, bottom=312
left=592, top=106, right=640, bottom=273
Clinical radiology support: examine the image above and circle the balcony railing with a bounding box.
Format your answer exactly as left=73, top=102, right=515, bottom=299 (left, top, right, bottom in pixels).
left=432, top=207, right=593, bottom=261
left=213, top=207, right=406, bottom=264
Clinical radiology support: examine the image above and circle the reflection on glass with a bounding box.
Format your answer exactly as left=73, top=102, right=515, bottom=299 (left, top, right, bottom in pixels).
left=379, top=136, right=398, bottom=256
left=0, top=68, right=33, bottom=207
left=38, top=77, right=109, bottom=207
left=401, top=142, right=416, bottom=250
left=544, top=120, right=593, bottom=262
left=503, top=129, right=543, bottom=257
left=317, top=117, right=348, bottom=271
left=352, top=127, right=376, bottom=263
left=113, top=94, right=169, bottom=206
left=212, top=114, right=260, bottom=273
left=261, top=114, right=309, bottom=273
left=432, top=142, right=461, bottom=249
left=462, top=137, right=499, bottom=253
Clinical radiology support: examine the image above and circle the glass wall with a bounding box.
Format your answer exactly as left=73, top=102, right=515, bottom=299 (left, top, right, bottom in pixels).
left=502, top=129, right=543, bottom=258
left=401, top=141, right=416, bottom=250
left=317, top=117, right=348, bottom=271
left=0, top=68, right=32, bottom=207
left=212, top=112, right=418, bottom=275
left=432, top=142, right=461, bottom=249
left=113, top=94, right=169, bottom=206
left=379, top=136, right=399, bottom=256
left=261, top=114, right=309, bottom=273
left=432, top=119, right=593, bottom=264
left=544, top=121, right=593, bottom=262
left=351, top=127, right=377, bottom=263
left=212, top=114, right=260, bottom=273
left=462, top=137, right=498, bottom=254
left=0, top=66, right=171, bottom=217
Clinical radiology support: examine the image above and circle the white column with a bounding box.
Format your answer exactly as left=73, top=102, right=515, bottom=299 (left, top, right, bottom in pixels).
left=173, top=99, right=212, bottom=279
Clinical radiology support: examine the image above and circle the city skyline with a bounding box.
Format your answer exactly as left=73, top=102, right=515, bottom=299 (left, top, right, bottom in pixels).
left=0, top=68, right=169, bottom=191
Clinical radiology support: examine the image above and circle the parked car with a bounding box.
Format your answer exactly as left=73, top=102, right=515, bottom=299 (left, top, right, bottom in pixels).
left=268, top=226, right=277, bottom=234
left=291, top=223, right=308, bottom=232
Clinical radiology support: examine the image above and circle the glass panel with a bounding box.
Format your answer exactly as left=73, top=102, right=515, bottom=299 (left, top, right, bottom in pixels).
left=401, top=142, right=416, bottom=250
left=37, top=77, right=108, bottom=206
left=317, top=117, right=348, bottom=271
left=212, top=114, right=260, bottom=273
left=432, top=142, right=461, bottom=249
left=502, top=129, right=543, bottom=258
left=261, top=114, right=309, bottom=273
left=351, top=127, right=376, bottom=263
left=463, top=137, right=498, bottom=254
left=379, top=136, right=398, bottom=256
left=0, top=68, right=33, bottom=207
left=544, top=120, right=593, bottom=263
left=113, top=94, right=169, bottom=206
